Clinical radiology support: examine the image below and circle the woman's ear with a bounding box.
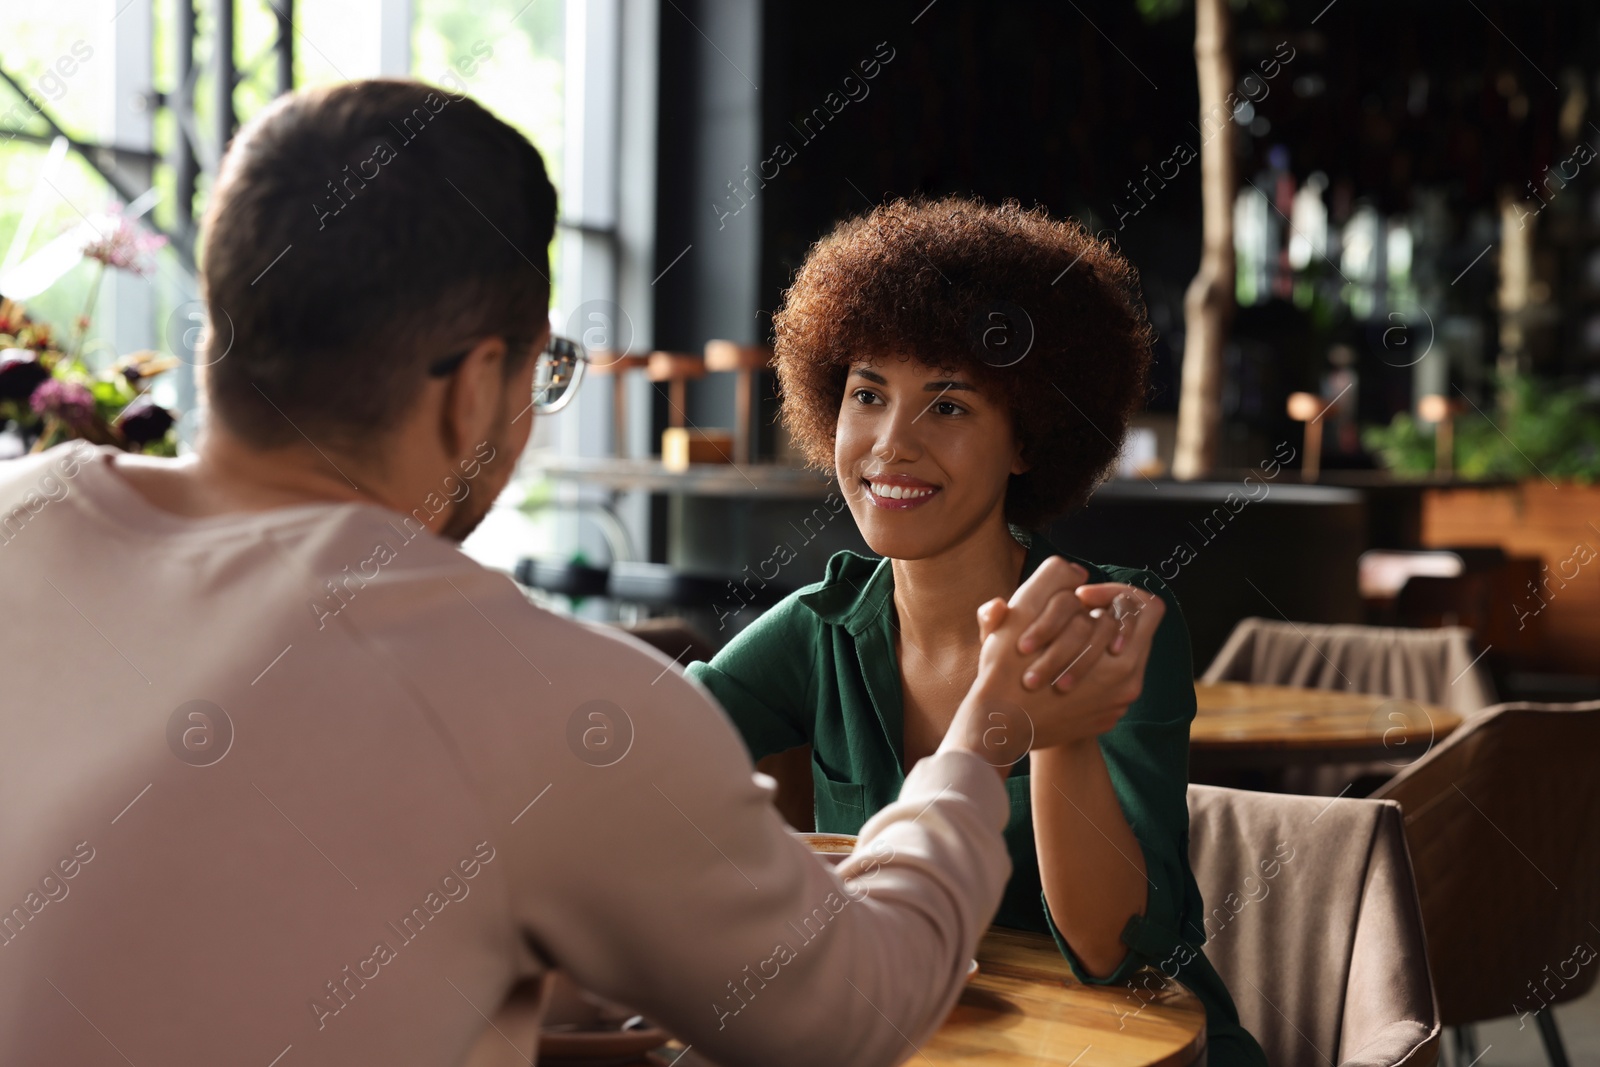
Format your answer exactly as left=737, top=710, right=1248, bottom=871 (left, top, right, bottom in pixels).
left=1010, top=442, right=1031, bottom=476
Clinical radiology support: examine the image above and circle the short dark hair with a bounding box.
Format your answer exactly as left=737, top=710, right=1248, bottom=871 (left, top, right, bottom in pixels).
left=200, top=79, right=557, bottom=453
left=773, top=196, right=1153, bottom=529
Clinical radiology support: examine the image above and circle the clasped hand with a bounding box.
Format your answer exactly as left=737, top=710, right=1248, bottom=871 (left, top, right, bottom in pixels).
left=962, top=558, right=1165, bottom=760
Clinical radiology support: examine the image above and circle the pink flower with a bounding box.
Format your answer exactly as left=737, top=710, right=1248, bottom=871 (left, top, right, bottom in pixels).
left=30, top=378, right=96, bottom=427
left=82, top=213, right=168, bottom=277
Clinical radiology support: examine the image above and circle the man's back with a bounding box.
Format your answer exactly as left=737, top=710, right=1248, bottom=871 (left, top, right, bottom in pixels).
left=0, top=444, right=1012, bottom=1066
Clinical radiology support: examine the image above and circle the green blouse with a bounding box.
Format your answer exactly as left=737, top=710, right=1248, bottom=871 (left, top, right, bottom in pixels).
left=686, top=533, right=1266, bottom=1066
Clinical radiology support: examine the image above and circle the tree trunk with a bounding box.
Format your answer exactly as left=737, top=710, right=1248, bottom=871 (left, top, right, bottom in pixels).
left=1172, top=0, right=1237, bottom=480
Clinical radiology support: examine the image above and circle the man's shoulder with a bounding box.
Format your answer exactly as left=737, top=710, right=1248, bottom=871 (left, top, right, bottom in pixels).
left=0, top=441, right=98, bottom=501
left=352, top=559, right=738, bottom=758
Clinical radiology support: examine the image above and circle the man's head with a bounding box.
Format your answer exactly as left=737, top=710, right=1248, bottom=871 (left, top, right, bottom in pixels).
left=198, top=78, right=557, bottom=539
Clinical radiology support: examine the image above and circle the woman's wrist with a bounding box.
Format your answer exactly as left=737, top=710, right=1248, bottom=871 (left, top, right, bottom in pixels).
left=1029, top=734, right=1102, bottom=773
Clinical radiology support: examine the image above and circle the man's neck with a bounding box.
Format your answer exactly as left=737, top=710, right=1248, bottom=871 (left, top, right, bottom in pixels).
left=110, top=426, right=392, bottom=520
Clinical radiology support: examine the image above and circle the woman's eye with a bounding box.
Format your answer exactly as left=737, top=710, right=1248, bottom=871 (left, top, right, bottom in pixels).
left=933, top=400, right=966, bottom=416
left=853, top=388, right=882, bottom=405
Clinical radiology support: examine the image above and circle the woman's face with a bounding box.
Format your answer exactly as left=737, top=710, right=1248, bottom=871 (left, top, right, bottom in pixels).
left=834, top=354, right=1027, bottom=561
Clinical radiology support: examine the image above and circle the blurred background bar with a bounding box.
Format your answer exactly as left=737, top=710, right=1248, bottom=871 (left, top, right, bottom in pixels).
left=6, top=0, right=1600, bottom=685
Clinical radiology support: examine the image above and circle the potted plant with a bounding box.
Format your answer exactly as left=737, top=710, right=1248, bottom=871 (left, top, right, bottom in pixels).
left=1367, top=373, right=1600, bottom=674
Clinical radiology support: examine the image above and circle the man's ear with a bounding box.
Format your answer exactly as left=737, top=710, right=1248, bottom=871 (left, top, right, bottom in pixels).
left=441, top=336, right=508, bottom=460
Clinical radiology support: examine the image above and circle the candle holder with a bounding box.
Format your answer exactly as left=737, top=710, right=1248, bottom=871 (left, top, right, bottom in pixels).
left=1417, top=394, right=1460, bottom=477
left=1287, top=392, right=1328, bottom=482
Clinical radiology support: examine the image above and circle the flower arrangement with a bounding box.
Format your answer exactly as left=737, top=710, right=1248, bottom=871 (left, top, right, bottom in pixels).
left=0, top=211, right=179, bottom=457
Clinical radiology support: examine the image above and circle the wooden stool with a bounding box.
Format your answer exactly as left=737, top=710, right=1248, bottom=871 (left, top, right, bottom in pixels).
left=587, top=350, right=648, bottom=458
left=705, top=340, right=774, bottom=465
left=648, top=351, right=732, bottom=470
left=646, top=351, right=705, bottom=428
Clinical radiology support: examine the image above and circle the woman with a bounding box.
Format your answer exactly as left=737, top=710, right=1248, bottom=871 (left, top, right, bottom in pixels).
left=686, top=197, right=1265, bottom=1065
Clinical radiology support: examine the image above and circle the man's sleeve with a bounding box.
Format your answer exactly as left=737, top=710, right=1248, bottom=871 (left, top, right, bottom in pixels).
left=497, top=624, right=1013, bottom=1067
left=1039, top=570, right=1201, bottom=984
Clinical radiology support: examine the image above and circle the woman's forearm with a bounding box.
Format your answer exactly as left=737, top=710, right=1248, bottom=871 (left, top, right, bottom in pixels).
left=1029, top=739, right=1149, bottom=978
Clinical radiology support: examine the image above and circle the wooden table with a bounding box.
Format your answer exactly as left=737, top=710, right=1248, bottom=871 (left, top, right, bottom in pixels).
left=658, top=928, right=1205, bottom=1067
left=922, top=928, right=1205, bottom=1065
left=1191, top=681, right=1461, bottom=767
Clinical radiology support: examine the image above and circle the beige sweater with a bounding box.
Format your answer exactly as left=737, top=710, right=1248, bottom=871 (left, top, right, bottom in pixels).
left=0, top=444, right=1011, bottom=1067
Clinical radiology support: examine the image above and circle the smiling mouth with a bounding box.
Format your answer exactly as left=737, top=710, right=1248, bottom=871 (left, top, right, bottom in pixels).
left=862, top=477, right=940, bottom=508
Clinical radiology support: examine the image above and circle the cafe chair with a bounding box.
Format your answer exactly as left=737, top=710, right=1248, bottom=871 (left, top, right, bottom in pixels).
left=1186, top=784, right=1440, bottom=1067
left=1371, top=700, right=1600, bottom=1067
left=1202, top=617, right=1499, bottom=796
left=1202, top=617, right=1496, bottom=717
left=1358, top=546, right=1508, bottom=622
left=1358, top=549, right=1468, bottom=603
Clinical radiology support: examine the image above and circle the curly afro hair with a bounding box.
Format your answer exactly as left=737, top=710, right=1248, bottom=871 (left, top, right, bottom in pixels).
left=773, top=196, right=1154, bottom=530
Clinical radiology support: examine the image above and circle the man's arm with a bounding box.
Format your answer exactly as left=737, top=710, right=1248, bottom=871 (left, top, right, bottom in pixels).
left=492, top=625, right=1011, bottom=1067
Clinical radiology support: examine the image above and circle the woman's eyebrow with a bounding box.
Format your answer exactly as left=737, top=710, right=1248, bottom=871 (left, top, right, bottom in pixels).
left=848, top=368, right=978, bottom=393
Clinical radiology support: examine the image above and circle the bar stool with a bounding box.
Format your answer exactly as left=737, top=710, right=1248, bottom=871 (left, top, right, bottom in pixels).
left=648, top=351, right=733, bottom=469
left=587, top=350, right=648, bottom=458
left=646, top=351, right=705, bottom=429
left=704, top=340, right=774, bottom=465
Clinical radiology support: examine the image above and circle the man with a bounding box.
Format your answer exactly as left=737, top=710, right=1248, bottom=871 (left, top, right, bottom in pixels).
left=0, top=80, right=1115, bottom=1066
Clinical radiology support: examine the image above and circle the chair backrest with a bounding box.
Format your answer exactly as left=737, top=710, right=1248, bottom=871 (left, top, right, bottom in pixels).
left=1186, top=784, right=1439, bottom=1067
left=1200, top=616, right=1495, bottom=716
left=1371, top=700, right=1600, bottom=1026
left=1393, top=573, right=1494, bottom=634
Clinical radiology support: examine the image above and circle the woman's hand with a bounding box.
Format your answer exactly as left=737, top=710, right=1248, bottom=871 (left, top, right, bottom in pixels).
left=964, top=574, right=1166, bottom=757
left=980, top=557, right=1147, bottom=691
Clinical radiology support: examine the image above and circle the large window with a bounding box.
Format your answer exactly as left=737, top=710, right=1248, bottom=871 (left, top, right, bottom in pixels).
left=0, top=0, right=636, bottom=571
left=1, top=12, right=138, bottom=361
left=0, top=0, right=599, bottom=431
